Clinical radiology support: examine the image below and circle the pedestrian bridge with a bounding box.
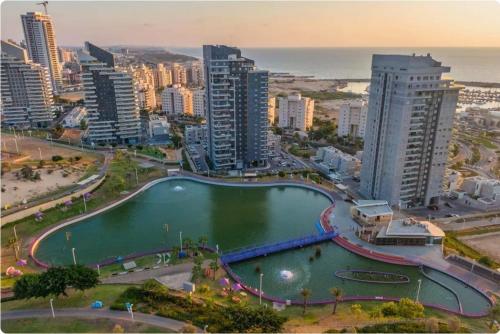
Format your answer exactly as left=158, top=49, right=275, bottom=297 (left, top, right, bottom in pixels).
left=220, top=230, right=339, bottom=264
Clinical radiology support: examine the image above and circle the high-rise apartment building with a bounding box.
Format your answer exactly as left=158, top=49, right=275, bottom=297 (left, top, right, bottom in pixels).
left=1, top=40, right=54, bottom=128
left=360, top=54, right=461, bottom=207
left=278, top=93, right=314, bottom=131
left=154, top=63, right=172, bottom=89
left=338, top=100, right=368, bottom=138
left=21, top=12, right=62, bottom=93
left=161, top=84, right=193, bottom=116
left=171, top=63, right=187, bottom=85
left=187, top=61, right=204, bottom=87
left=203, top=45, right=269, bottom=170
left=192, top=88, right=206, bottom=118
left=81, top=42, right=141, bottom=144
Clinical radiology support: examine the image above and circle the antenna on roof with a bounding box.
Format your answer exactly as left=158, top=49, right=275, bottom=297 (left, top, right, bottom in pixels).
left=37, top=1, right=49, bottom=14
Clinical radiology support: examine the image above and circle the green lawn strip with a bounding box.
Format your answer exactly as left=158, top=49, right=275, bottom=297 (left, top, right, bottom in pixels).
left=454, top=226, right=500, bottom=237
left=444, top=233, right=499, bottom=268
left=299, top=90, right=362, bottom=101
left=1, top=317, right=169, bottom=333
left=1, top=284, right=133, bottom=311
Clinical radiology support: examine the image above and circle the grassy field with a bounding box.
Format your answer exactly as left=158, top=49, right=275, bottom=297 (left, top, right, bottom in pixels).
left=1, top=317, right=169, bottom=333
left=300, top=90, right=362, bottom=101
left=1, top=151, right=165, bottom=288
left=1, top=284, right=133, bottom=311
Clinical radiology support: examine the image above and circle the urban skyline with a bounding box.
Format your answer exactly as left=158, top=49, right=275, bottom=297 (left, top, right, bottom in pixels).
left=2, top=1, right=500, bottom=48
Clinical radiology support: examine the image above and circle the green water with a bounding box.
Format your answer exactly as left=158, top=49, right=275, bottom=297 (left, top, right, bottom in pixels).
left=35, top=179, right=491, bottom=314
left=35, top=179, right=331, bottom=265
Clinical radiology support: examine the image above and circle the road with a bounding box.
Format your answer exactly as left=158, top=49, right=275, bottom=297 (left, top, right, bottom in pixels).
left=1, top=308, right=197, bottom=332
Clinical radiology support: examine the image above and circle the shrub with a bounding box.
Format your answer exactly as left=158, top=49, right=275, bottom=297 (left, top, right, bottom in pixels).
left=380, top=302, right=398, bottom=317
left=397, top=298, right=424, bottom=319
left=52, top=155, right=63, bottom=162
left=478, top=256, right=494, bottom=267
left=278, top=171, right=286, bottom=177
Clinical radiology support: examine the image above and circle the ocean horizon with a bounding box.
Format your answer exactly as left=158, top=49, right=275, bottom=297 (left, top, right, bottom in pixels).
left=170, top=47, right=500, bottom=83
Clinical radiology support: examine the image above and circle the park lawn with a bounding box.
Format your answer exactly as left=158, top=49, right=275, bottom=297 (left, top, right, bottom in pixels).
left=1, top=284, right=133, bottom=311
left=1, top=317, right=170, bottom=333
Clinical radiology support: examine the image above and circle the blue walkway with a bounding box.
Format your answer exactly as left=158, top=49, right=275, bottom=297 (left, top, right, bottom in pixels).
left=220, top=231, right=338, bottom=264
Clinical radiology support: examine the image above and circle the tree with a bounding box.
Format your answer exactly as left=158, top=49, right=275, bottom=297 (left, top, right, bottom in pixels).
left=80, top=119, right=88, bottom=130
left=329, top=287, right=343, bottom=314
left=209, top=260, right=219, bottom=280
left=52, top=155, right=63, bottom=162
left=397, top=298, right=424, bottom=319
left=20, top=165, right=34, bottom=179
left=42, top=267, right=71, bottom=297
left=300, top=288, right=311, bottom=315
left=13, top=274, right=46, bottom=299
left=171, top=133, right=182, bottom=148
left=68, top=265, right=99, bottom=293
left=112, top=324, right=124, bottom=333
left=351, top=304, right=362, bottom=318
left=183, top=238, right=194, bottom=256
left=197, top=235, right=209, bottom=249
left=278, top=171, right=285, bottom=178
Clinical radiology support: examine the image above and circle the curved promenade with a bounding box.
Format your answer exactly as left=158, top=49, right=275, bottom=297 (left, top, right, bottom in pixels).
left=28, top=173, right=493, bottom=318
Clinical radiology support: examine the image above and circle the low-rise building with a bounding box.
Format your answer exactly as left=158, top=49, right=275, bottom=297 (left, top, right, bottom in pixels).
left=375, top=218, right=445, bottom=246
left=459, top=176, right=500, bottom=210
left=63, top=106, right=87, bottom=128
left=267, top=131, right=281, bottom=157
left=162, top=84, right=193, bottom=116
left=351, top=200, right=393, bottom=227
left=148, top=115, right=170, bottom=139
left=184, top=124, right=208, bottom=147
left=314, top=146, right=360, bottom=176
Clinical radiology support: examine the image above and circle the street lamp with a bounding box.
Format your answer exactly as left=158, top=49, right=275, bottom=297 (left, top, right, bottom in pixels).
left=38, top=147, right=42, bottom=160
left=71, top=248, right=77, bottom=265
left=49, top=298, right=55, bottom=318
left=416, top=279, right=422, bottom=302
left=259, top=273, right=264, bottom=305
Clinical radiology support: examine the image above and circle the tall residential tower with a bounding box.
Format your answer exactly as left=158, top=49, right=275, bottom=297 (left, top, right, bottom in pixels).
left=1, top=40, right=54, bottom=128
left=81, top=42, right=141, bottom=144
left=203, top=45, right=269, bottom=170
left=21, top=12, right=62, bottom=93
left=360, top=54, right=461, bottom=208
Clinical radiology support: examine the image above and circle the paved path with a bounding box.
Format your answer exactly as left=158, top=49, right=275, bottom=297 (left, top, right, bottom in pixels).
left=102, top=260, right=211, bottom=284
left=1, top=308, right=198, bottom=332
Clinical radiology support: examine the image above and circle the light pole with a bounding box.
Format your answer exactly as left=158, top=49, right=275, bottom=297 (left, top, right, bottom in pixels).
left=71, top=247, right=77, bottom=265
left=83, top=194, right=87, bottom=212
left=13, top=225, right=18, bottom=241
left=179, top=231, right=183, bottom=252
left=49, top=298, right=55, bottom=318
left=96, top=264, right=100, bottom=276
left=126, top=303, right=134, bottom=321
left=38, top=147, right=42, bottom=160
left=14, top=138, right=19, bottom=153
left=416, top=279, right=422, bottom=302
left=259, top=273, right=264, bottom=305
left=135, top=167, right=139, bottom=185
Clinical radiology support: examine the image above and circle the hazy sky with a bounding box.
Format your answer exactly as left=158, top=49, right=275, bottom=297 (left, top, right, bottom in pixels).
left=2, top=1, right=500, bottom=48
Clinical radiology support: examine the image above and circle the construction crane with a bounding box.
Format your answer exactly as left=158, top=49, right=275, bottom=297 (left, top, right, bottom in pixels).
left=37, top=1, right=48, bottom=14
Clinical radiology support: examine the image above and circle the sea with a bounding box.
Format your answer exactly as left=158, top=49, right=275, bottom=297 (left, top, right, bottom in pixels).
left=170, top=47, right=500, bottom=84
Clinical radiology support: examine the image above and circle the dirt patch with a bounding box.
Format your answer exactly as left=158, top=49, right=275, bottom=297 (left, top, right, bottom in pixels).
left=459, top=232, right=500, bottom=262
left=2, top=134, right=87, bottom=161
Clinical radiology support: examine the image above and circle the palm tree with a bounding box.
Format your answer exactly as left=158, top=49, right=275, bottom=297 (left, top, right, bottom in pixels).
left=300, top=288, right=311, bottom=315
left=197, top=236, right=209, bottom=249
left=330, top=287, right=343, bottom=314
left=183, top=238, right=194, bottom=256
left=209, top=260, right=219, bottom=280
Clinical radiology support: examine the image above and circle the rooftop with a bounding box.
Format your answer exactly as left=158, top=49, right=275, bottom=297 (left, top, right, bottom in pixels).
left=353, top=200, right=393, bottom=217
left=378, top=218, right=445, bottom=238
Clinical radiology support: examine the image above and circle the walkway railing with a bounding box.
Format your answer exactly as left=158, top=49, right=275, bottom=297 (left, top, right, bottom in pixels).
left=220, top=231, right=338, bottom=264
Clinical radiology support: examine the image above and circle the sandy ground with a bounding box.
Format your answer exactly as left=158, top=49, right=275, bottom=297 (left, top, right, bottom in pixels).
left=1, top=134, right=85, bottom=162
left=459, top=231, right=500, bottom=262
left=1, top=167, right=83, bottom=208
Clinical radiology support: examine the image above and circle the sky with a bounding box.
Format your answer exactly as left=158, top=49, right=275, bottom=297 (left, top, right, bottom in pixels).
left=2, top=1, right=500, bottom=48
